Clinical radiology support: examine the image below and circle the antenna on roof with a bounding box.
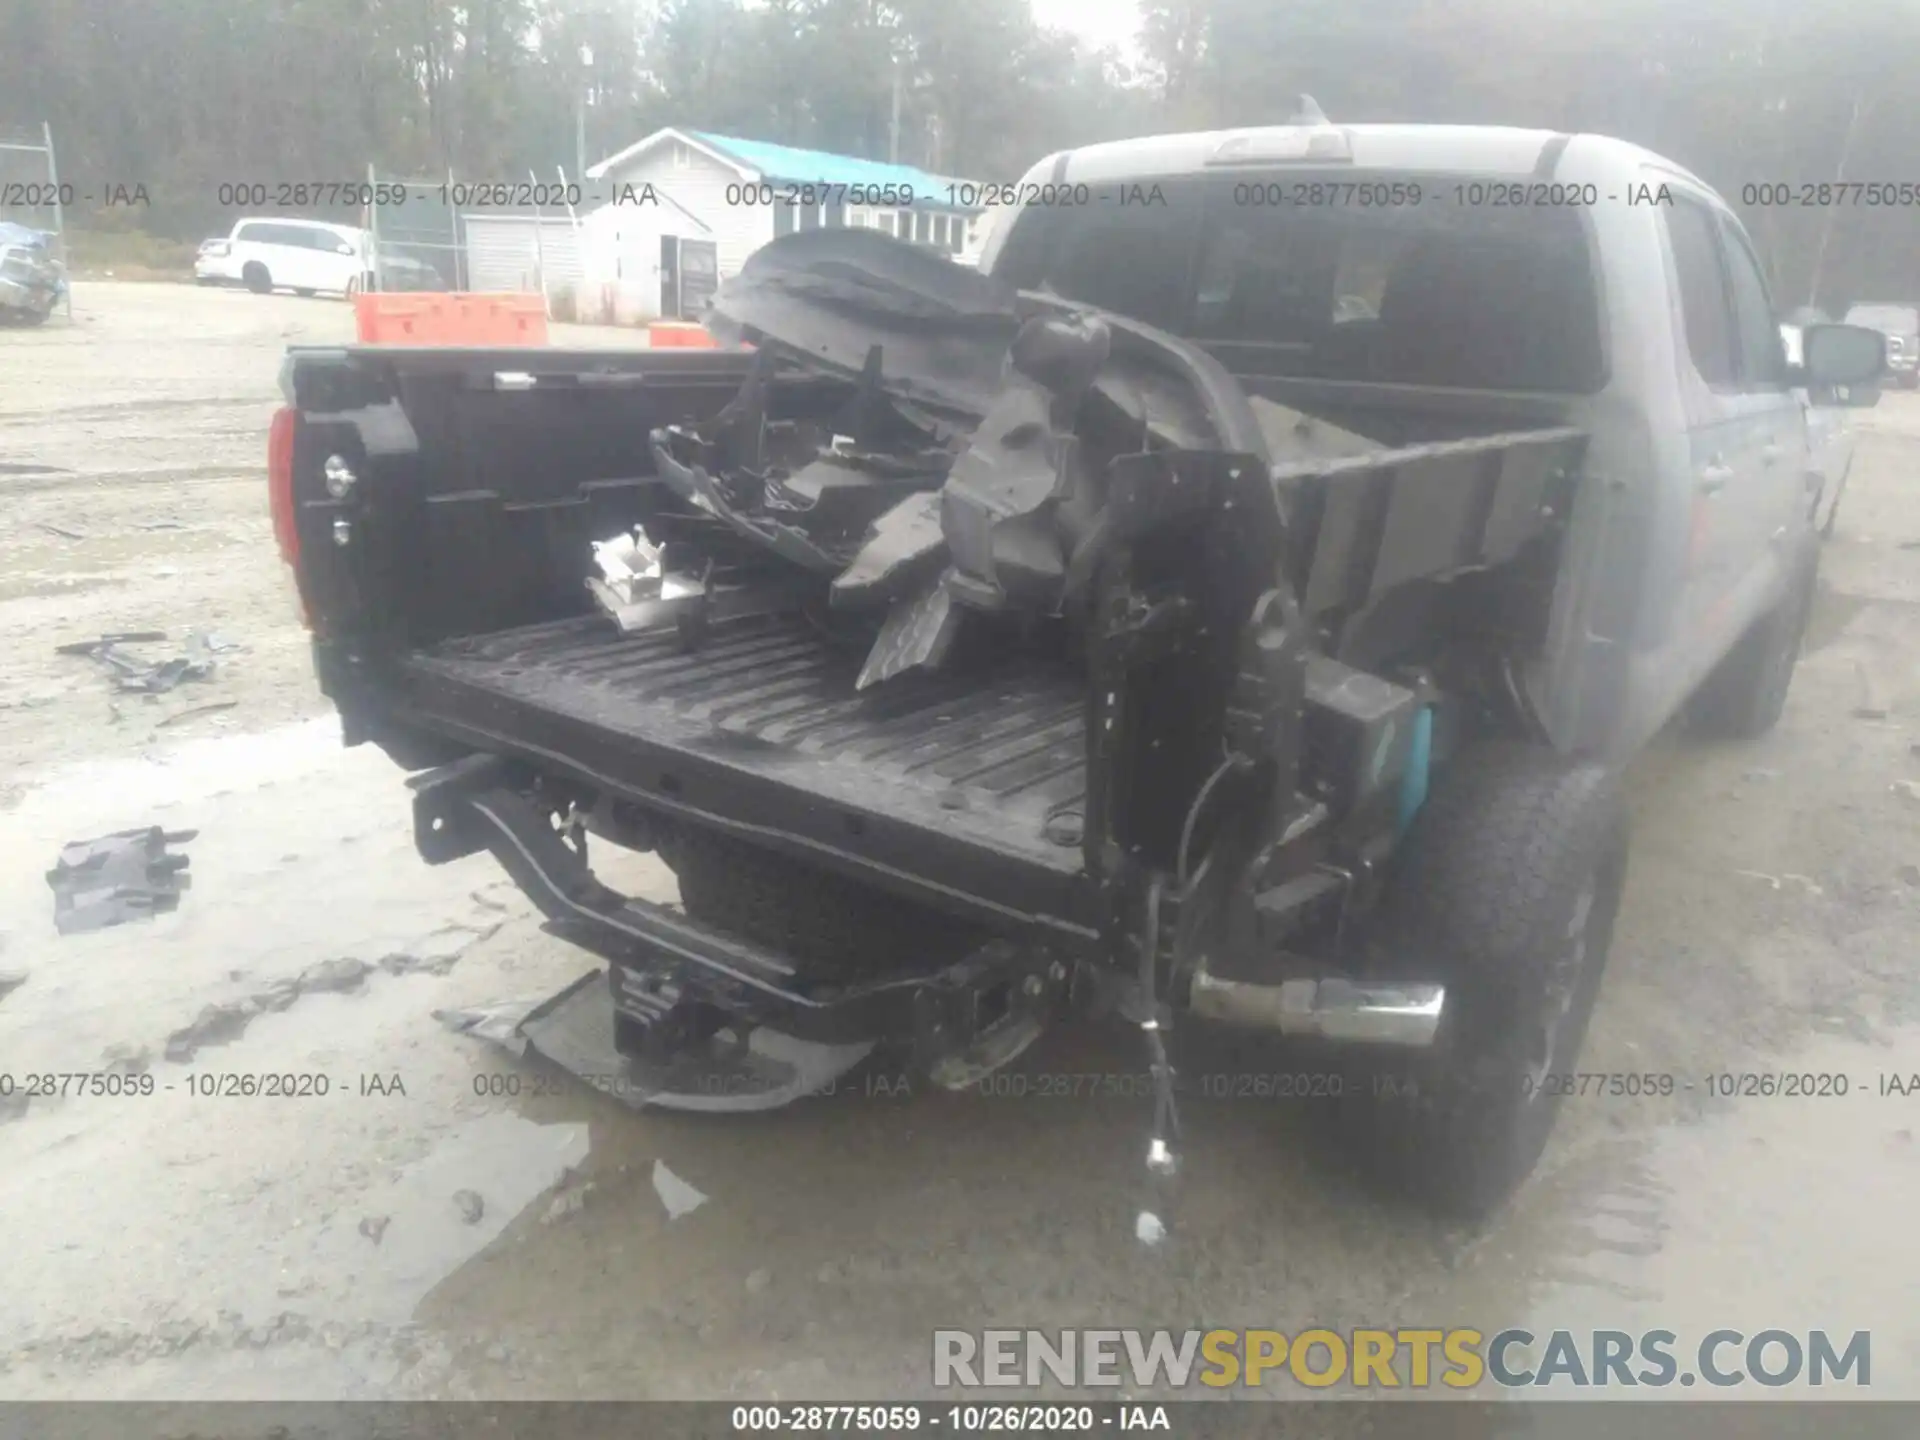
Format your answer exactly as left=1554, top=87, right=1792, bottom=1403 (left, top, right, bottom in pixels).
left=1290, top=95, right=1329, bottom=126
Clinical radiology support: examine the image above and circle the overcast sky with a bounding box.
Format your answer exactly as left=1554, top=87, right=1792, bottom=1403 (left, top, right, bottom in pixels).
left=1029, top=0, right=1144, bottom=56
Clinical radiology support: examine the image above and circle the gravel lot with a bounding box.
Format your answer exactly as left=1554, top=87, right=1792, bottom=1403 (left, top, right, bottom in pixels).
left=2, top=283, right=1919, bottom=1412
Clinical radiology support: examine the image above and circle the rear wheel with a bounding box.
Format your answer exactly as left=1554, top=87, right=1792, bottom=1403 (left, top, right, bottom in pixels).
left=1684, top=552, right=1816, bottom=740
left=1335, top=744, right=1630, bottom=1220
left=242, top=262, right=272, bottom=295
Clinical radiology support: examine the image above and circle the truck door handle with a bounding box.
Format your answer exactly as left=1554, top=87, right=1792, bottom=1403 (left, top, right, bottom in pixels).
left=1698, top=461, right=1733, bottom=494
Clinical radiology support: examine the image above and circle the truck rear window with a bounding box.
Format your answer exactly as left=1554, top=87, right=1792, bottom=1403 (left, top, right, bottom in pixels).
left=1000, top=174, right=1605, bottom=394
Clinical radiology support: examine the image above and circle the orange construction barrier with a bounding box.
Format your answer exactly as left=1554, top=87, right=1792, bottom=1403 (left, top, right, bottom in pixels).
left=354, top=292, right=549, bottom=346
left=648, top=320, right=721, bottom=349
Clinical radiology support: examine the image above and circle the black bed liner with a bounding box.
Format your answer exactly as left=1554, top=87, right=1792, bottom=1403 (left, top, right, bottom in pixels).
left=393, top=611, right=1100, bottom=935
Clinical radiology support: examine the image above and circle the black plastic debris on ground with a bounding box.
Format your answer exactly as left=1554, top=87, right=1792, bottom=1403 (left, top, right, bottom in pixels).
left=437, top=971, right=874, bottom=1113
left=46, top=827, right=195, bottom=935
left=56, top=630, right=232, bottom=694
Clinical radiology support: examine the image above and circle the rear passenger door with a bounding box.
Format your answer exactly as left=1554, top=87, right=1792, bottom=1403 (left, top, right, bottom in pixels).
left=306, top=227, right=361, bottom=291
left=1715, top=214, right=1807, bottom=563
left=285, top=226, right=342, bottom=290
left=250, top=223, right=302, bottom=289
left=1661, top=194, right=1794, bottom=636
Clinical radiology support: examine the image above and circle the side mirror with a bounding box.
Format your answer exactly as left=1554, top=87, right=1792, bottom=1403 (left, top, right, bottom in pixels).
left=1802, top=323, right=1885, bottom=388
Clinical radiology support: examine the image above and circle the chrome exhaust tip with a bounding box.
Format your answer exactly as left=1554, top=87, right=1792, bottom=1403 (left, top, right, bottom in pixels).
left=1189, top=966, right=1445, bottom=1047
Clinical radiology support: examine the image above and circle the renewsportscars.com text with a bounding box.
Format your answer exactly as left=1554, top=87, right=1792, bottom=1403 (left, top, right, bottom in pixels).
left=932, top=1328, right=1871, bottom=1391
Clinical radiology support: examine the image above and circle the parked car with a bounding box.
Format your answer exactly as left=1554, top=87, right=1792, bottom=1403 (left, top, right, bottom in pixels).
left=0, top=221, right=67, bottom=325
left=1842, top=302, right=1919, bottom=388
left=271, top=121, right=1886, bottom=1221
left=366, top=246, right=449, bottom=293
left=195, top=218, right=370, bottom=298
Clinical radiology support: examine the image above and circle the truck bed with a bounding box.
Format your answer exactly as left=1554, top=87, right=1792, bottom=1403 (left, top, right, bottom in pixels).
left=392, top=610, right=1099, bottom=934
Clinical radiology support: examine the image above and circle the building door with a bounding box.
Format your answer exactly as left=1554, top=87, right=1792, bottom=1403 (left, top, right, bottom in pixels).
left=660, top=235, right=679, bottom=319
left=678, top=240, right=718, bottom=319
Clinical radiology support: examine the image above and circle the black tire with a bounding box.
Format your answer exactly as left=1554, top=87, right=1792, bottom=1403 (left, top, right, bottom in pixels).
left=1684, top=553, right=1816, bottom=740
left=242, top=262, right=272, bottom=295
left=1336, top=744, right=1630, bottom=1220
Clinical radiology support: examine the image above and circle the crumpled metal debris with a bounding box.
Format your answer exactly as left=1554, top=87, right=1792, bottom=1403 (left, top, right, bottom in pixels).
left=589, top=528, right=664, bottom=606
left=938, top=310, right=1112, bottom=617
left=587, top=546, right=812, bottom=640
left=432, top=992, right=552, bottom=1057
left=57, top=630, right=227, bottom=695
left=443, top=971, right=873, bottom=1113
left=46, top=827, right=195, bottom=935
left=855, top=566, right=963, bottom=690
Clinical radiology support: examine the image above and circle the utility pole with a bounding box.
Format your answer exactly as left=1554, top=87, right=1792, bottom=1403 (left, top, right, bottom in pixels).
left=576, top=45, right=594, bottom=184
left=1807, top=93, right=1866, bottom=310
left=888, top=58, right=902, bottom=164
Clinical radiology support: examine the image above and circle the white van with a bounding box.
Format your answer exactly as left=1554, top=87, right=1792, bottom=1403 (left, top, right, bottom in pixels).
left=194, top=218, right=369, bottom=297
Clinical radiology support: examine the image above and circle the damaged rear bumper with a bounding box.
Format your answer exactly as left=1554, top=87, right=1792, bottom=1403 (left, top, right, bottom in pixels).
left=412, top=752, right=1445, bottom=1098
left=411, top=756, right=1072, bottom=1077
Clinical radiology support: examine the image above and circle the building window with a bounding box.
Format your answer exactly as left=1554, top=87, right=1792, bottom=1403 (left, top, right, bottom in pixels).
left=875, top=212, right=896, bottom=237
left=798, top=202, right=820, bottom=231
left=774, top=201, right=796, bottom=237
left=823, top=203, right=845, bottom=228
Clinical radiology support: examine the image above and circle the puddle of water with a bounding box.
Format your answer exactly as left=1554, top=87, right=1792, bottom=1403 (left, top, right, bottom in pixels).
left=1513, top=1027, right=1920, bottom=1399
left=300, top=1111, right=590, bottom=1326
left=0, top=719, right=595, bottom=1371
left=0, top=719, right=516, bottom=1075
left=0, top=1097, right=585, bottom=1347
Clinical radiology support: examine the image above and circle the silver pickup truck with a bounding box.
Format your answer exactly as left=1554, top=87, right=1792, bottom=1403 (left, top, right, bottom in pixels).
left=1782, top=313, right=1863, bottom=535
left=278, top=116, right=1886, bottom=1221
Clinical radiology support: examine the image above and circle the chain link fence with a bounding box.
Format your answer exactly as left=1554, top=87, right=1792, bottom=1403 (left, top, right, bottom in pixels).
left=364, top=168, right=466, bottom=293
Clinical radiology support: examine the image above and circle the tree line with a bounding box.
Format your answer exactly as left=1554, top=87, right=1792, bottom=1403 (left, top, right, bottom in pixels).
left=1, top=0, right=1915, bottom=307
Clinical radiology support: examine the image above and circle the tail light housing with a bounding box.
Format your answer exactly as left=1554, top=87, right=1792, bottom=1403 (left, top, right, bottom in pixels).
left=268, top=405, right=299, bottom=566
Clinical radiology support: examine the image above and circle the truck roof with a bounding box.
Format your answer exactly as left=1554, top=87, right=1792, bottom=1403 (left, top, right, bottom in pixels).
left=1032, top=123, right=1706, bottom=191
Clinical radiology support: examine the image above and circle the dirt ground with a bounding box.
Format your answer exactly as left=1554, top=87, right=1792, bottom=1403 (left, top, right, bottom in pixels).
left=2, top=282, right=1919, bottom=1412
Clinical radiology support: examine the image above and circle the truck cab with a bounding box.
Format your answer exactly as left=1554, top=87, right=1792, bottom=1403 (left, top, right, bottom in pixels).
left=984, top=125, right=1863, bottom=757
